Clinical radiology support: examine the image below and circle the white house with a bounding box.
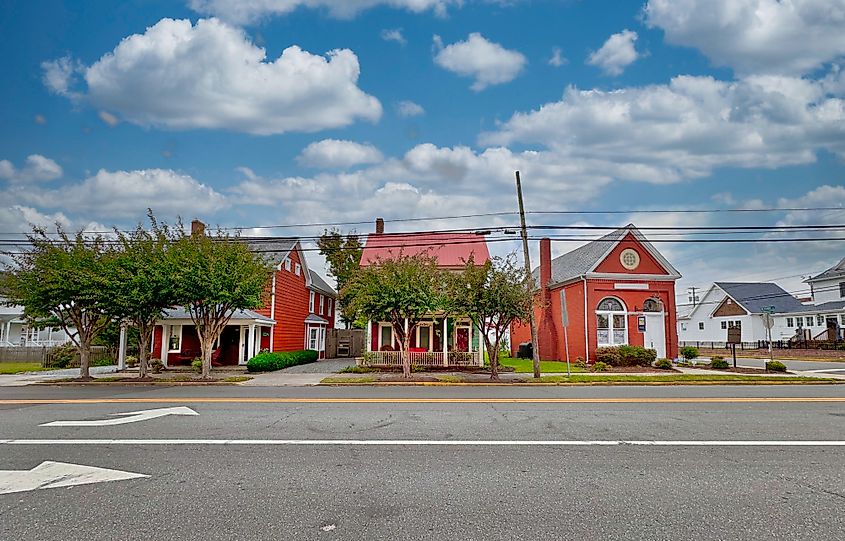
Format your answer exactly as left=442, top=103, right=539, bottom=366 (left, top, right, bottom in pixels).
left=0, top=297, right=76, bottom=347
left=677, top=282, right=805, bottom=345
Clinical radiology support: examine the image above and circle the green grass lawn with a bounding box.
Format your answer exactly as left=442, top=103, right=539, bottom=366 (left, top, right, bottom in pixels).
left=537, top=374, right=841, bottom=384
left=0, top=363, right=48, bottom=374
left=498, top=356, right=586, bottom=373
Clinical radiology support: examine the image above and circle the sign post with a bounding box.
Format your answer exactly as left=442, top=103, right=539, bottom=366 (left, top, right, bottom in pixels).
left=560, top=290, right=571, bottom=377
left=727, top=327, right=741, bottom=369
left=762, top=306, right=776, bottom=365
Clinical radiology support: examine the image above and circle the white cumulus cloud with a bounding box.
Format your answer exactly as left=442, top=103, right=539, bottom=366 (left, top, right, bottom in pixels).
left=587, top=29, right=640, bottom=76
left=381, top=28, right=407, bottom=45
left=45, top=18, right=382, bottom=135
left=549, top=47, right=567, bottom=67
left=433, top=32, right=527, bottom=91
left=646, top=0, right=845, bottom=76
left=188, top=0, right=458, bottom=24
left=396, top=100, right=425, bottom=117
left=0, top=155, right=63, bottom=183
left=298, top=139, right=385, bottom=168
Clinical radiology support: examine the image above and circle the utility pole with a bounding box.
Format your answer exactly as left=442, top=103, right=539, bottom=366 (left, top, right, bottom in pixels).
left=515, top=171, right=541, bottom=379
left=687, top=286, right=698, bottom=307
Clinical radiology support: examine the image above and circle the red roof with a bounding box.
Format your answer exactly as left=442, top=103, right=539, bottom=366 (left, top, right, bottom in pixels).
left=361, top=232, right=491, bottom=268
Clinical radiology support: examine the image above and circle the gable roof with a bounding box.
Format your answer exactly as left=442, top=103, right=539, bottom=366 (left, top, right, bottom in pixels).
left=807, top=256, right=845, bottom=283
left=240, top=237, right=298, bottom=264
left=361, top=232, right=490, bottom=268
left=714, top=282, right=805, bottom=314
left=308, top=270, right=337, bottom=297
left=536, top=224, right=681, bottom=286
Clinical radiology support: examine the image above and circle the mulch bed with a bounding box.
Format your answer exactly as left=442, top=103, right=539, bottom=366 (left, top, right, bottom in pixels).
left=692, top=365, right=789, bottom=375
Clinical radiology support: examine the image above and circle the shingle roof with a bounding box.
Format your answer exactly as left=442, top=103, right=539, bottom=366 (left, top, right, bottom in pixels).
left=715, top=282, right=805, bottom=314
left=784, top=300, right=845, bottom=314
left=535, top=227, right=630, bottom=285
left=361, top=232, right=490, bottom=268
left=309, top=270, right=337, bottom=297
left=239, top=237, right=298, bottom=264
left=161, top=307, right=275, bottom=324
left=807, top=256, right=845, bottom=283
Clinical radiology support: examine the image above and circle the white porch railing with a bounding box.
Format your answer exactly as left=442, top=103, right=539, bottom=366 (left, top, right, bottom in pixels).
left=359, top=350, right=483, bottom=368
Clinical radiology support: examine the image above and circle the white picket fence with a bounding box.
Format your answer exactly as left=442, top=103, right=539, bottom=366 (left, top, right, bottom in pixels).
left=360, top=350, right=482, bottom=368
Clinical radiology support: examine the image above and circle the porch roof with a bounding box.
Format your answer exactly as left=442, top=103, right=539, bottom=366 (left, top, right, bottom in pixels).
left=159, top=308, right=275, bottom=325
left=304, top=314, right=329, bottom=324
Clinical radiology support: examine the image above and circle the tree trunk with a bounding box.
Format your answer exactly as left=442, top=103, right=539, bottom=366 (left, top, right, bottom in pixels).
left=200, top=335, right=214, bottom=379
left=79, top=339, right=91, bottom=380
left=486, top=341, right=499, bottom=381
left=137, top=324, right=151, bottom=379
left=401, top=334, right=412, bottom=379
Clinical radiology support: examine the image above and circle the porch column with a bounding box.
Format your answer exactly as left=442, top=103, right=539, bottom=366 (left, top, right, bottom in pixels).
left=238, top=325, right=245, bottom=364
left=247, top=323, right=256, bottom=361
left=4, top=320, right=11, bottom=344
left=404, top=318, right=409, bottom=365
left=366, top=320, right=372, bottom=353
left=117, top=323, right=127, bottom=370
left=160, top=324, right=169, bottom=368
left=442, top=317, right=448, bottom=367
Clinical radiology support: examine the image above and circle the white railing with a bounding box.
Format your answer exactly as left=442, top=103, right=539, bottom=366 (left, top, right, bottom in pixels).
left=360, top=350, right=483, bottom=368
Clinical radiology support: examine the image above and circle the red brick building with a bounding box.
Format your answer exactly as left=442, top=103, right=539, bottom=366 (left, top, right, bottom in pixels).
left=511, top=224, right=681, bottom=362
left=150, top=237, right=337, bottom=366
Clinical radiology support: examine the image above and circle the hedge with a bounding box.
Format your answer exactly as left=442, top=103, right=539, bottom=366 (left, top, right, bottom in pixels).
left=594, top=345, right=657, bottom=367
left=246, top=350, right=319, bottom=372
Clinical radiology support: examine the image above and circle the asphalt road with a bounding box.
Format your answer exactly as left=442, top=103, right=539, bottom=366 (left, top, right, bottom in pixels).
left=732, top=356, right=845, bottom=373
left=1, top=385, right=844, bottom=540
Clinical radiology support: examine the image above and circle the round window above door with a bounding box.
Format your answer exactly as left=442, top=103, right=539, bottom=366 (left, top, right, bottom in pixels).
left=620, top=248, right=640, bottom=270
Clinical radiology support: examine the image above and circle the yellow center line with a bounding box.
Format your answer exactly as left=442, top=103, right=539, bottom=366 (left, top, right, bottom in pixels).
left=1, top=397, right=845, bottom=405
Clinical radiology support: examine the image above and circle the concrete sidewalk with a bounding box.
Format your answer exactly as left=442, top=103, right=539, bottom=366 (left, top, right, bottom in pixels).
left=0, top=365, right=119, bottom=387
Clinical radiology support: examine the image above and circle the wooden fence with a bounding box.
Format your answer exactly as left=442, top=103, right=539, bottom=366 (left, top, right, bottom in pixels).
left=0, top=345, right=113, bottom=367
left=326, top=329, right=365, bottom=359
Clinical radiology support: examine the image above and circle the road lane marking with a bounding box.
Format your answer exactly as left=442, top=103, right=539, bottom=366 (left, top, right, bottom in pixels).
left=3, top=397, right=845, bottom=405
left=40, top=406, right=198, bottom=427
left=3, top=439, right=845, bottom=447
left=0, top=461, right=148, bottom=495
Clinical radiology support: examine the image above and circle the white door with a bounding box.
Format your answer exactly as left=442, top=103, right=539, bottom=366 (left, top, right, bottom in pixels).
left=643, top=313, right=666, bottom=359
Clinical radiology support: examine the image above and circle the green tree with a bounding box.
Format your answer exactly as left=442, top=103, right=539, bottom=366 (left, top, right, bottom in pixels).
left=169, top=227, right=272, bottom=378
left=343, top=253, right=445, bottom=378
left=105, top=215, right=178, bottom=378
left=1, top=228, right=112, bottom=379
left=317, top=228, right=363, bottom=328
left=448, top=255, right=534, bottom=380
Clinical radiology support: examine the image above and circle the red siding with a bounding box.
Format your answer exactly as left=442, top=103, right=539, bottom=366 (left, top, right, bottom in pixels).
left=593, top=233, right=670, bottom=275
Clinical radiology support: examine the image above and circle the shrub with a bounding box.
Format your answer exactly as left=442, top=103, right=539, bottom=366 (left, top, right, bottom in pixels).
left=150, top=358, right=164, bottom=373
left=654, top=358, right=673, bottom=370
left=124, top=355, right=138, bottom=368
left=246, top=350, right=319, bottom=373
left=766, top=360, right=787, bottom=372
left=574, top=358, right=587, bottom=370
left=48, top=343, right=76, bottom=369
left=595, top=345, right=656, bottom=367
left=339, top=365, right=374, bottom=374
left=680, top=346, right=700, bottom=362
left=191, top=358, right=203, bottom=373
left=92, top=358, right=115, bottom=367
left=709, top=356, right=729, bottom=369
left=593, top=361, right=610, bottom=372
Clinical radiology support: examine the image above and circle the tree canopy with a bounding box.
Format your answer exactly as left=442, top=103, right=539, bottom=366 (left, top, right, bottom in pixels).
left=317, top=228, right=363, bottom=328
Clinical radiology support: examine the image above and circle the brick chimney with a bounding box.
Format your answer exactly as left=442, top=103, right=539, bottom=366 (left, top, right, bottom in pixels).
left=539, top=237, right=552, bottom=290
left=191, top=219, right=206, bottom=237
left=375, top=217, right=385, bottom=234
left=537, top=237, right=560, bottom=361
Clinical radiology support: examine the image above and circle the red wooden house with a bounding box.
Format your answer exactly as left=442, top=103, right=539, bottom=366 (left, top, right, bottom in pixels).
left=360, top=218, right=491, bottom=368
left=149, top=234, right=337, bottom=367
left=511, top=224, right=681, bottom=362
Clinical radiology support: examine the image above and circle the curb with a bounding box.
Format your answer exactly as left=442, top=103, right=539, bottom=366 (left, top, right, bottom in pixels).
left=318, top=380, right=845, bottom=387
left=34, top=380, right=244, bottom=386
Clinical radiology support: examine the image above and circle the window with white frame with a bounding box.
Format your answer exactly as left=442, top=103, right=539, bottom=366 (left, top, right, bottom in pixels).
left=817, top=315, right=825, bottom=326
left=596, top=297, right=627, bottom=346
left=698, top=322, right=705, bottom=331
left=283, top=258, right=291, bottom=272
left=721, top=321, right=727, bottom=330
left=786, top=317, right=794, bottom=328
left=327, top=298, right=332, bottom=316
left=840, top=282, right=845, bottom=298
left=308, top=327, right=319, bottom=350
left=417, top=324, right=432, bottom=351
left=168, top=325, right=182, bottom=351
left=319, top=294, right=324, bottom=315
left=806, top=316, right=814, bottom=327
left=309, top=291, right=315, bottom=313
left=378, top=324, right=393, bottom=350
left=295, top=263, right=301, bottom=276
left=680, top=323, right=687, bottom=331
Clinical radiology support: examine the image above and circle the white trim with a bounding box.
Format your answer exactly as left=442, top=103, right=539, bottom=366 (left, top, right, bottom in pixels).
left=586, top=226, right=682, bottom=279
left=596, top=296, right=628, bottom=347
left=159, top=325, right=169, bottom=366
left=377, top=323, right=394, bottom=350
left=614, top=283, right=649, bottom=290
left=309, top=291, right=315, bottom=313
left=366, top=320, right=372, bottom=352
left=167, top=324, right=183, bottom=352
left=294, top=263, right=301, bottom=276
left=415, top=323, right=434, bottom=352
left=586, top=272, right=678, bottom=281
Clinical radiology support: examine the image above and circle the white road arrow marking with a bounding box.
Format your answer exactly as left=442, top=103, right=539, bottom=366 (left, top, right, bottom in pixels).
left=40, top=406, right=199, bottom=427
left=0, top=461, right=148, bottom=495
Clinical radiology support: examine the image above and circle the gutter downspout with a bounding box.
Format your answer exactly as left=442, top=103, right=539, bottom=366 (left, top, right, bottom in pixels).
left=582, top=276, right=589, bottom=364
left=269, top=270, right=277, bottom=352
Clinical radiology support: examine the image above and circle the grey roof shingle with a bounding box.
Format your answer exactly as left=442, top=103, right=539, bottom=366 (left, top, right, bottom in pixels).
left=533, top=226, right=636, bottom=286
left=161, top=307, right=275, bottom=324
left=309, top=270, right=337, bottom=297
left=239, top=237, right=298, bottom=263
left=807, top=256, right=845, bottom=283
left=715, top=282, right=805, bottom=314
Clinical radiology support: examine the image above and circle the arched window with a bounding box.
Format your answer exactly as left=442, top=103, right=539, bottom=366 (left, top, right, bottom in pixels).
left=596, top=297, right=627, bottom=346
left=642, top=298, right=663, bottom=313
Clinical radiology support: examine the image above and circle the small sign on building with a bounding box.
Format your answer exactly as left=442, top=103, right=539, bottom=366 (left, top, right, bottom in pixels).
left=727, top=327, right=741, bottom=344
left=637, top=316, right=646, bottom=332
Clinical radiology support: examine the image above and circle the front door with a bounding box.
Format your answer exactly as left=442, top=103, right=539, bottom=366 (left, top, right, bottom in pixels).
left=643, top=313, right=666, bottom=359
left=455, top=327, right=470, bottom=352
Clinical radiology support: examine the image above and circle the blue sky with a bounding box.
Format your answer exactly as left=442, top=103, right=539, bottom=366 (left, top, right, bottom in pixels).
left=1, top=0, right=844, bottom=303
